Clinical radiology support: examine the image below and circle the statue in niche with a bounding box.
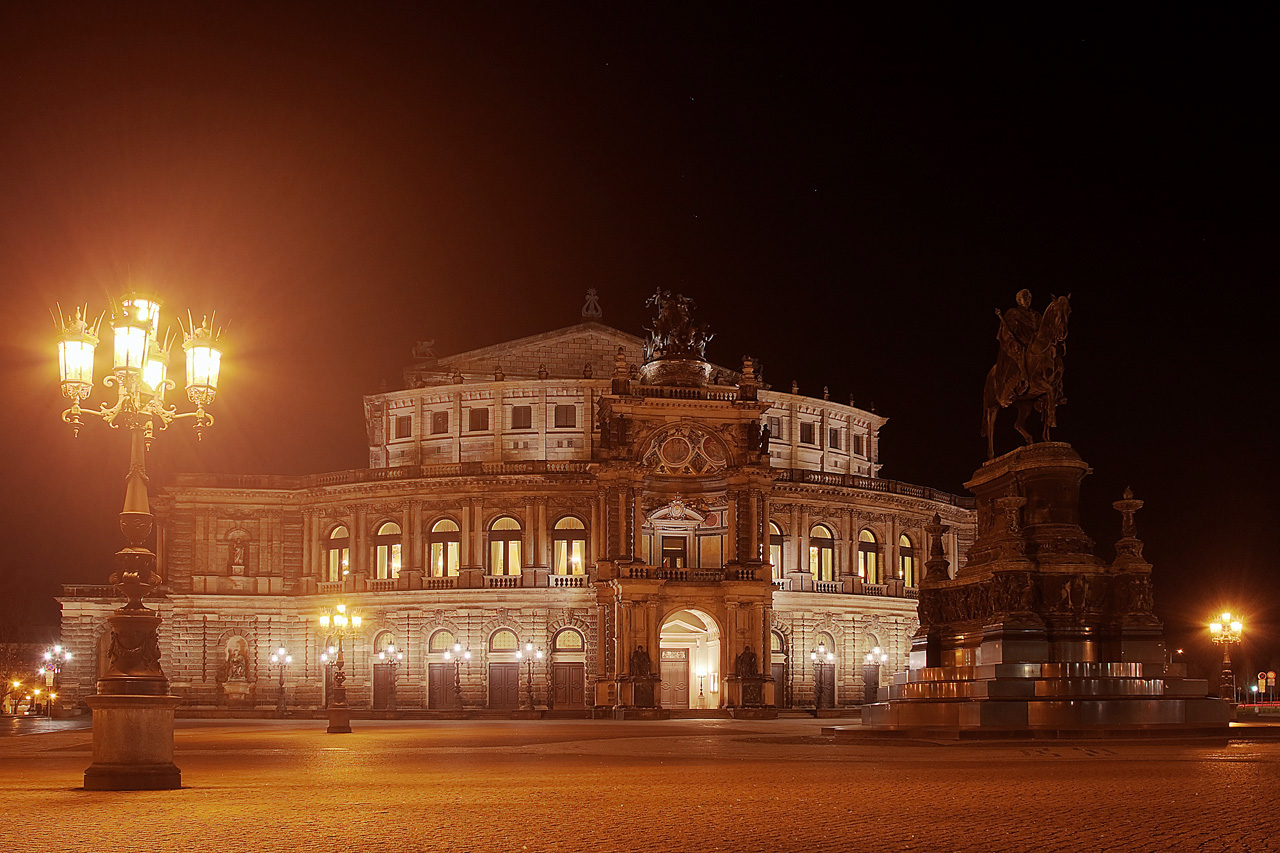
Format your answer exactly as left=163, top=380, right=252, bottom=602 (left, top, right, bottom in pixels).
left=630, top=644, right=652, bottom=677
left=229, top=537, right=246, bottom=568
left=226, top=646, right=247, bottom=681
left=981, top=290, right=1071, bottom=458
left=735, top=645, right=759, bottom=678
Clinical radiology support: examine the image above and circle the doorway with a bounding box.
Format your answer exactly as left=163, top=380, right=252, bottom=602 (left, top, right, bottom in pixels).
left=659, top=609, right=721, bottom=710
left=488, top=663, right=520, bottom=709
left=428, top=662, right=457, bottom=710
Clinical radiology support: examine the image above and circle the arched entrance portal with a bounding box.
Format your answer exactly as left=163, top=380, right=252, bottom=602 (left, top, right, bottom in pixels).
left=659, top=609, right=721, bottom=710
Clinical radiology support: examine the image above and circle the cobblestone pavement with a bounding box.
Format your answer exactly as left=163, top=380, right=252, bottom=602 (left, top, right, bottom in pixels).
left=4, top=718, right=1280, bottom=853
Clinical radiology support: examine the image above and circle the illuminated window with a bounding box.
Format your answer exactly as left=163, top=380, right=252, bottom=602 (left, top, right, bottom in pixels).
left=859, top=529, right=880, bottom=583
left=808, top=524, right=834, bottom=582
left=553, top=629, right=584, bottom=651
left=428, top=518, right=460, bottom=577
left=394, top=415, right=412, bottom=440
left=511, top=406, right=532, bottom=430
left=429, top=630, right=455, bottom=653
left=489, top=629, right=518, bottom=651
left=489, top=516, right=522, bottom=575
left=375, top=521, right=402, bottom=580
left=469, top=408, right=489, bottom=432
left=769, top=521, right=785, bottom=580
left=325, top=526, right=350, bottom=582
left=431, top=411, right=449, bottom=434
left=554, top=404, right=576, bottom=428
left=899, top=534, right=916, bottom=586
left=552, top=516, right=587, bottom=575
left=800, top=422, right=815, bottom=445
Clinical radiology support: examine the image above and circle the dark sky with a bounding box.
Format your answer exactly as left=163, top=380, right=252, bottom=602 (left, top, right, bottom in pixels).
left=1, top=6, right=1275, bottom=671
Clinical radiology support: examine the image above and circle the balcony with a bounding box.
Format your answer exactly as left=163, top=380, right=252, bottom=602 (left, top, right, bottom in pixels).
left=773, top=469, right=974, bottom=508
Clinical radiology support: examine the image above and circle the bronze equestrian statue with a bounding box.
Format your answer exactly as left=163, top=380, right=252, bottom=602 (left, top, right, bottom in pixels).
left=981, top=290, right=1071, bottom=459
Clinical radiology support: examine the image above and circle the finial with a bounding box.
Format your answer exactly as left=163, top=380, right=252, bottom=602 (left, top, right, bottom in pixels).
left=823, top=385, right=830, bottom=401
left=537, top=364, right=549, bottom=380
left=582, top=288, right=602, bottom=319
left=452, top=370, right=463, bottom=384
left=494, top=365, right=505, bottom=381
left=583, top=362, right=593, bottom=378
left=791, top=379, right=799, bottom=394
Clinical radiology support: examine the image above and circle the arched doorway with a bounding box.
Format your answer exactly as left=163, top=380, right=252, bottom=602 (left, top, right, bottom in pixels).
left=659, top=609, right=721, bottom=710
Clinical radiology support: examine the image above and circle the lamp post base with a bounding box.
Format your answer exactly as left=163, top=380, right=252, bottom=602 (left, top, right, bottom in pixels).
left=83, top=694, right=182, bottom=790
left=327, top=706, right=351, bottom=733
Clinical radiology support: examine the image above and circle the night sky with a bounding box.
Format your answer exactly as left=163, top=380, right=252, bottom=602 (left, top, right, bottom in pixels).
left=1, top=7, right=1274, bottom=676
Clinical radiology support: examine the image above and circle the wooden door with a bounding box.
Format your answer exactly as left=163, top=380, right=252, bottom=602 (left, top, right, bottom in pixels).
left=428, top=663, right=456, bottom=710
left=551, top=662, right=586, bottom=708
left=372, top=663, right=395, bottom=710
left=815, top=663, right=835, bottom=709
left=488, top=663, right=520, bottom=709
left=660, top=661, right=690, bottom=708
left=771, top=662, right=789, bottom=708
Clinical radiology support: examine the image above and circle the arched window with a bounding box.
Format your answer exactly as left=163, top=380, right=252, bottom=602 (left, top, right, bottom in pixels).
left=771, top=630, right=785, bottom=655
left=429, top=518, right=460, bottom=577
left=489, top=517, right=522, bottom=576
left=374, top=630, right=398, bottom=658
left=553, top=629, right=584, bottom=651
left=808, top=524, right=835, bottom=582
left=375, top=521, right=402, bottom=580
left=769, top=522, right=785, bottom=580
left=428, top=630, right=455, bottom=653
left=325, top=526, right=349, bottom=582
left=858, top=529, right=880, bottom=584
left=899, top=534, right=916, bottom=587
left=489, top=628, right=519, bottom=651
left=552, top=516, right=587, bottom=576
left=816, top=632, right=835, bottom=655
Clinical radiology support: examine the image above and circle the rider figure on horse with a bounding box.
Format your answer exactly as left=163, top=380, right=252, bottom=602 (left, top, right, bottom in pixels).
left=994, top=288, right=1041, bottom=407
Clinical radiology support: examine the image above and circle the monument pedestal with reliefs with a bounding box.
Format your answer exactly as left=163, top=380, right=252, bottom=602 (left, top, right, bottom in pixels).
left=862, top=442, right=1229, bottom=735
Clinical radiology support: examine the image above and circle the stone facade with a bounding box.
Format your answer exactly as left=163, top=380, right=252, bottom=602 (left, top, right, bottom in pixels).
left=58, top=304, right=975, bottom=715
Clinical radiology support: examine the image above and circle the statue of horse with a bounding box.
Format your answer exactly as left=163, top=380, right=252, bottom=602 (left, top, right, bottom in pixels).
left=981, top=294, right=1070, bottom=459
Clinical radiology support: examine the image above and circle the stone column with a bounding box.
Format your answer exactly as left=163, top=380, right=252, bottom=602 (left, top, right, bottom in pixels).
left=725, top=490, right=739, bottom=564
left=631, top=488, right=644, bottom=564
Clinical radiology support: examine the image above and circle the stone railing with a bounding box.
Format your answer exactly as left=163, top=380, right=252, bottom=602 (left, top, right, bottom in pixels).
left=773, top=469, right=974, bottom=508
left=861, top=583, right=888, bottom=597
left=174, top=459, right=595, bottom=491
left=549, top=575, right=588, bottom=588
left=317, top=581, right=345, bottom=595
left=772, top=578, right=792, bottom=591
left=814, top=580, right=842, bottom=594
left=366, top=578, right=398, bottom=593
left=485, top=575, right=520, bottom=589
left=425, top=577, right=458, bottom=590
left=60, top=584, right=126, bottom=598
left=903, top=587, right=920, bottom=600
left=634, top=384, right=740, bottom=402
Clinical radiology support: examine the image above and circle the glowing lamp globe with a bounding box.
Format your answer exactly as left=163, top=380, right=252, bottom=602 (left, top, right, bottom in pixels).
left=182, top=318, right=223, bottom=405
left=57, top=315, right=99, bottom=399
left=112, top=298, right=155, bottom=372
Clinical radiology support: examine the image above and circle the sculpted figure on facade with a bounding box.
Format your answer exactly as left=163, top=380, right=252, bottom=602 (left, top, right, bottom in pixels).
left=982, top=290, right=1071, bottom=458
left=643, top=289, right=714, bottom=360
left=735, top=645, right=759, bottom=677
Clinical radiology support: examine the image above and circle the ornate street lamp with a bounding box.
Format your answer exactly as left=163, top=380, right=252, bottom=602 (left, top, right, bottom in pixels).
left=810, top=643, right=835, bottom=710
left=443, top=642, right=471, bottom=711
left=1209, top=612, right=1244, bottom=701
left=269, top=647, right=292, bottom=716
left=696, top=668, right=708, bottom=709
left=55, top=295, right=223, bottom=791
left=516, top=641, right=544, bottom=711
left=377, top=641, right=404, bottom=711
left=318, top=603, right=362, bottom=733
left=38, top=645, right=71, bottom=718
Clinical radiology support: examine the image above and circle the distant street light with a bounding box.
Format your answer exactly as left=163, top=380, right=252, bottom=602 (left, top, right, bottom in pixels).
left=443, top=642, right=472, bottom=710
left=269, top=647, right=292, bottom=716
left=377, top=641, right=404, bottom=711
left=56, top=294, right=223, bottom=790
left=1208, top=611, right=1244, bottom=701
left=810, top=643, right=835, bottom=710
left=516, top=642, right=543, bottom=711
left=318, top=603, right=362, bottom=733
left=38, top=645, right=72, bottom=718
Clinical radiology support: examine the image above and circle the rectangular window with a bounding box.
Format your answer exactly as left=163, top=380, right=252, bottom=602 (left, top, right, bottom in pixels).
left=431, top=411, right=449, bottom=434
left=800, top=422, right=815, bottom=445
left=511, top=405, right=532, bottom=430
left=554, top=404, right=576, bottom=428
left=660, top=536, right=687, bottom=568
left=853, top=434, right=865, bottom=456
left=767, top=416, right=782, bottom=439
left=828, top=428, right=840, bottom=450
left=469, top=408, right=490, bottom=432
left=394, top=415, right=413, bottom=440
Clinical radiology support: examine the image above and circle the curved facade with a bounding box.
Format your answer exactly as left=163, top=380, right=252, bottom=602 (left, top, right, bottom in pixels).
left=58, top=305, right=975, bottom=715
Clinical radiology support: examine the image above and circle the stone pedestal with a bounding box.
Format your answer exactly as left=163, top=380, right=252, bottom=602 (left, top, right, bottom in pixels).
left=84, top=694, right=182, bottom=790
left=863, top=443, right=1230, bottom=735
left=327, top=706, right=352, bottom=733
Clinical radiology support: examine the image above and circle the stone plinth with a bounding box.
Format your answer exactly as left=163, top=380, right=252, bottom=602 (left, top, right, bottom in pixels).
left=866, top=442, right=1229, bottom=735
left=84, top=694, right=182, bottom=790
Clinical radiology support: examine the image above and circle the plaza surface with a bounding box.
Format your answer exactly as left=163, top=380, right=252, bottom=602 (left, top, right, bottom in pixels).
left=4, top=717, right=1280, bottom=852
